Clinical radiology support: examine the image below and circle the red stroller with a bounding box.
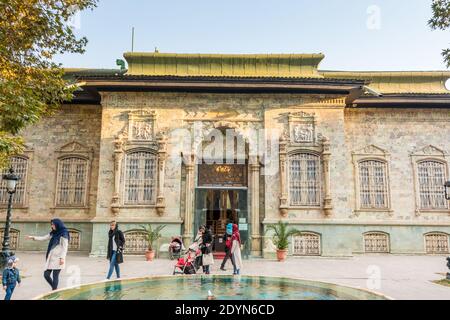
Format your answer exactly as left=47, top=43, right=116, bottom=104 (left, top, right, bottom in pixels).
left=168, top=236, right=184, bottom=260
left=173, top=246, right=201, bottom=275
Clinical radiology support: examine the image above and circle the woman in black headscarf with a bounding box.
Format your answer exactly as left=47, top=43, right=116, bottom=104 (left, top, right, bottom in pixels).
left=27, top=218, right=69, bottom=290
left=107, top=221, right=125, bottom=280
left=201, top=225, right=214, bottom=274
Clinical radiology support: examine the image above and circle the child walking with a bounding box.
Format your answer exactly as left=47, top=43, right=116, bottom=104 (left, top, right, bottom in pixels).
left=2, top=257, right=21, bottom=300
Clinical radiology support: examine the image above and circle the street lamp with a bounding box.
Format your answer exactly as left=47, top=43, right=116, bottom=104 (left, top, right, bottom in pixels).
left=445, top=181, right=450, bottom=279
left=445, top=181, right=450, bottom=201
left=0, top=167, right=20, bottom=269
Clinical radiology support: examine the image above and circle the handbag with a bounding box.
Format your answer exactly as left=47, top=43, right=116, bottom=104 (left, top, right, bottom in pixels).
left=202, top=252, right=214, bottom=266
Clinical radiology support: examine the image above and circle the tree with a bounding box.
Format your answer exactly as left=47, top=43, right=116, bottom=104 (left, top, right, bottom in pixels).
left=429, top=0, right=450, bottom=67
left=0, top=0, right=97, bottom=168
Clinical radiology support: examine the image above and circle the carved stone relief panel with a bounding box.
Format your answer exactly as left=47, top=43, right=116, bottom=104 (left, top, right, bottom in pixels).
left=128, top=110, right=156, bottom=142
left=288, top=111, right=317, bottom=145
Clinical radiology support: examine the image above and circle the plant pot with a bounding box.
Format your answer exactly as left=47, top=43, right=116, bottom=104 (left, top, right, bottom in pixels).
left=276, top=249, right=288, bottom=262
left=145, top=249, right=156, bottom=261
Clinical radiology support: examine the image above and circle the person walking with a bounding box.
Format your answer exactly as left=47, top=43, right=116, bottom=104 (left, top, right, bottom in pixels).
left=220, top=223, right=236, bottom=272
left=2, top=257, right=21, bottom=300
left=192, top=226, right=204, bottom=270
left=201, top=225, right=214, bottom=274
left=231, top=224, right=243, bottom=275
left=27, top=218, right=69, bottom=290
left=107, top=221, right=125, bottom=280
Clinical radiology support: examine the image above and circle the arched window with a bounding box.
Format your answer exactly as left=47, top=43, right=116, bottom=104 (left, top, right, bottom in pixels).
left=0, top=228, right=20, bottom=250
left=417, top=160, right=447, bottom=210
left=0, top=156, right=28, bottom=206
left=56, top=157, right=89, bottom=207
left=68, top=229, right=81, bottom=251
left=358, top=160, right=389, bottom=209
left=364, top=232, right=390, bottom=253
left=293, top=232, right=321, bottom=256
left=123, top=151, right=157, bottom=205
left=124, top=230, right=148, bottom=254
left=289, top=153, right=321, bottom=206
left=425, top=232, right=449, bottom=254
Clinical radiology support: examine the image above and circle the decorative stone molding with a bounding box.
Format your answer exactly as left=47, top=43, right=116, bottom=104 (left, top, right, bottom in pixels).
left=250, top=155, right=262, bottom=255
left=111, top=111, right=168, bottom=215
left=288, top=111, right=317, bottom=145
left=182, top=153, right=196, bottom=245
left=278, top=133, right=289, bottom=217
left=156, top=132, right=168, bottom=216
left=128, top=110, right=156, bottom=142
left=351, top=145, right=392, bottom=217
left=321, top=136, right=332, bottom=217
left=279, top=114, right=332, bottom=217
left=410, top=145, right=449, bottom=216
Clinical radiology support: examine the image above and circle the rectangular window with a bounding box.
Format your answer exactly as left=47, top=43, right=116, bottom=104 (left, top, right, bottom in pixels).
left=289, top=153, right=321, bottom=206
left=417, top=161, right=447, bottom=210
left=124, top=151, right=157, bottom=205
left=0, top=157, right=28, bottom=206
left=358, top=160, right=388, bottom=209
left=56, top=157, right=88, bottom=207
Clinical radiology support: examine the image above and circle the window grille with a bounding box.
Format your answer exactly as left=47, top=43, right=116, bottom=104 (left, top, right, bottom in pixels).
left=124, top=151, right=157, bottom=205
left=289, top=153, right=321, bottom=206
left=0, top=157, right=28, bottom=206
left=359, top=160, right=388, bottom=209
left=417, top=161, right=447, bottom=210
left=364, top=232, right=389, bottom=253
left=293, top=232, right=321, bottom=256
left=124, top=231, right=148, bottom=254
left=56, top=157, right=88, bottom=207
left=0, top=229, right=19, bottom=250
left=68, top=230, right=81, bottom=250
left=425, top=233, right=449, bottom=254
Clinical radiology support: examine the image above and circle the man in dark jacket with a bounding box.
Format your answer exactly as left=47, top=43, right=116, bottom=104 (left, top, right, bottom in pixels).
left=107, top=221, right=125, bottom=279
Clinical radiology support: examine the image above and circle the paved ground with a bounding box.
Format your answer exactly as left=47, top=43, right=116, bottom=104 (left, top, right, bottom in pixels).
left=3, top=252, right=450, bottom=300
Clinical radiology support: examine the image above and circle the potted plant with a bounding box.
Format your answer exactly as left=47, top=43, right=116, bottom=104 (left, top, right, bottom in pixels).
left=265, top=220, right=300, bottom=262
left=140, top=224, right=166, bottom=261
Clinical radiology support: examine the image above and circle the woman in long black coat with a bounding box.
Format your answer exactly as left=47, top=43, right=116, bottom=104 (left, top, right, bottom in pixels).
left=201, top=225, right=213, bottom=274
left=106, top=221, right=125, bottom=279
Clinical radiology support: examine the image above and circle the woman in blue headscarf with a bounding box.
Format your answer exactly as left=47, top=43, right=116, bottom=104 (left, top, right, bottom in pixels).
left=27, top=218, right=70, bottom=290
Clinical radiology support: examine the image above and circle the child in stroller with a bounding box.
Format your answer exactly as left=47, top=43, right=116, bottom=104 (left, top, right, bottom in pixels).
left=173, top=243, right=202, bottom=275
left=168, top=236, right=184, bottom=260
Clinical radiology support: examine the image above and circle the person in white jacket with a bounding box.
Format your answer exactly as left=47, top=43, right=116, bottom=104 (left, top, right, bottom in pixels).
left=27, top=218, right=69, bottom=290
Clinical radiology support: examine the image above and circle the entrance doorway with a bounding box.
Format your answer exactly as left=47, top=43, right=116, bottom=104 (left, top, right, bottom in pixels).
left=194, top=188, right=249, bottom=257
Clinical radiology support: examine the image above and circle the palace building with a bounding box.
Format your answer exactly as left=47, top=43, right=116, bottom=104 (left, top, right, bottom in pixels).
left=1, top=52, right=450, bottom=258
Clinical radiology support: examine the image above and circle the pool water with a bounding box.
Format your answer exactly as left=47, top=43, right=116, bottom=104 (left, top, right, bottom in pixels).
left=38, top=275, right=388, bottom=300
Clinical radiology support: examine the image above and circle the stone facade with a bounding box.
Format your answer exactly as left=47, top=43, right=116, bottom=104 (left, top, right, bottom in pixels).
left=2, top=53, right=450, bottom=258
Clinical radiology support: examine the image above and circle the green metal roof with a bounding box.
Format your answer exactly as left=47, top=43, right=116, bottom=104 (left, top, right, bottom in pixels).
left=124, top=52, right=325, bottom=78
left=321, top=71, right=450, bottom=94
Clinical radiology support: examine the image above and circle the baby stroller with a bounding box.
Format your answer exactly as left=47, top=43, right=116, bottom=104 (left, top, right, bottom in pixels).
left=173, top=245, right=201, bottom=275
left=169, top=236, right=184, bottom=260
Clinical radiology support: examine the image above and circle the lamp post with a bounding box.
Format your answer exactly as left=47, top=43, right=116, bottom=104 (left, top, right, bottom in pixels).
left=0, top=167, right=20, bottom=269
left=445, top=181, right=450, bottom=279
left=445, top=181, right=450, bottom=201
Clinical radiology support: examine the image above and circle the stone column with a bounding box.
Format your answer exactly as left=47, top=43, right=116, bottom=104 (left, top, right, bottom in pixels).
left=279, top=135, right=289, bottom=217
left=183, top=154, right=195, bottom=247
left=322, top=137, right=333, bottom=216
left=156, top=134, right=167, bottom=216
left=250, top=156, right=261, bottom=256
left=111, top=137, right=124, bottom=215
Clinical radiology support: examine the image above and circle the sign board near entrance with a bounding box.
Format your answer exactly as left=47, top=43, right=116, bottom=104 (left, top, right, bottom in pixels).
left=198, top=164, right=247, bottom=187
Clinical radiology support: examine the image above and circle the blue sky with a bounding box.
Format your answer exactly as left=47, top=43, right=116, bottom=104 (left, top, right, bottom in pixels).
left=55, top=0, right=450, bottom=71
